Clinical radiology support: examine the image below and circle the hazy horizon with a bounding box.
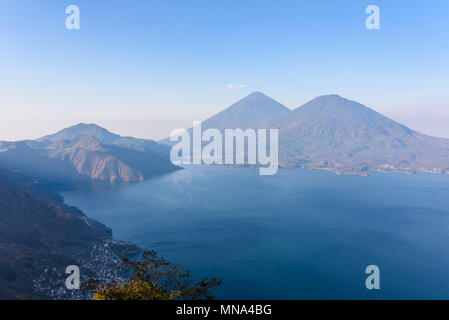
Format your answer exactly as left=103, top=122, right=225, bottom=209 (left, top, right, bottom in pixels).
left=2, top=91, right=449, bottom=142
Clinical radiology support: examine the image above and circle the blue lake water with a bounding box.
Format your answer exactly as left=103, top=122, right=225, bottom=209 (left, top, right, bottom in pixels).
left=62, top=166, right=449, bottom=299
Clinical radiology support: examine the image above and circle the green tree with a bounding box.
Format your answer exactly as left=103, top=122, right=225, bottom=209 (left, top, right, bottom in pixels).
left=85, top=250, right=221, bottom=300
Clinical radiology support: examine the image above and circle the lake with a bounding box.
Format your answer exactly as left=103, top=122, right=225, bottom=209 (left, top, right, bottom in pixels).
left=62, top=166, right=449, bottom=299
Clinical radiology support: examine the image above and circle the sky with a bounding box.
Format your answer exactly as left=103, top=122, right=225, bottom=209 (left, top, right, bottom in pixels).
left=1, top=0, right=448, bottom=140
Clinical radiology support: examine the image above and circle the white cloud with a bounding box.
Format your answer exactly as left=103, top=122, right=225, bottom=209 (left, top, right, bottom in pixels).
left=227, top=84, right=246, bottom=89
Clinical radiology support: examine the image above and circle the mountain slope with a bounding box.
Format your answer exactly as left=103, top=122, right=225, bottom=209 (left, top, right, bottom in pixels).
left=39, top=123, right=120, bottom=144
left=275, top=94, right=449, bottom=174
left=0, top=178, right=111, bottom=298
left=48, top=135, right=179, bottom=181
left=0, top=168, right=64, bottom=203
left=199, top=91, right=291, bottom=130
left=0, top=125, right=179, bottom=184
left=40, top=123, right=172, bottom=160
left=161, top=92, right=291, bottom=145
left=0, top=140, right=87, bottom=183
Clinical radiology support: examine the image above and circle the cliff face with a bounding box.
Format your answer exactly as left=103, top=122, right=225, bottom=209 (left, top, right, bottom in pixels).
left=47, top=136, right=145, bottom=182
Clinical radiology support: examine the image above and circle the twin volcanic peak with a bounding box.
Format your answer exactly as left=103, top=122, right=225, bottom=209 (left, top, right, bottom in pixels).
left=162, top=92, right=449, bottom=175
left=0, top=124, right=180, bottom=184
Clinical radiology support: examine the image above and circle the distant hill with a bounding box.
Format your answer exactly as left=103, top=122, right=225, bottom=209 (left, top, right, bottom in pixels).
left=161, top=92, right=449, bottom=175
left=40, top=123, right=172, bottom=160
left=39, top=123, right=120, bottom=144
left=0, top=124, right=180, bottom=184
left=0, top=178, right=118, bottom=299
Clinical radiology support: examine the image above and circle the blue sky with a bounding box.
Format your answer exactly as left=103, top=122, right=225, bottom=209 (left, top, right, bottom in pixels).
left=1, top=0, right=448, bottom=140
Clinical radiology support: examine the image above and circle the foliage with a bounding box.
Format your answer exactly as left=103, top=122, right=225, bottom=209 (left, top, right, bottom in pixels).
left=85, top=250, right=221, bottom=300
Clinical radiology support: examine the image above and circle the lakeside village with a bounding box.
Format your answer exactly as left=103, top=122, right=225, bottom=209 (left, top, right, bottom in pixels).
left=33, top=239, right=135, bottom=300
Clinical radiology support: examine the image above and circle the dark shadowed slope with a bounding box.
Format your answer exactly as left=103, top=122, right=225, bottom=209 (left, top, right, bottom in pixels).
left=0, top=178, right=112, bottom=299
left=0, top=168, right=64, bottom=203
left=275, top=94, right=449, bottom=174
